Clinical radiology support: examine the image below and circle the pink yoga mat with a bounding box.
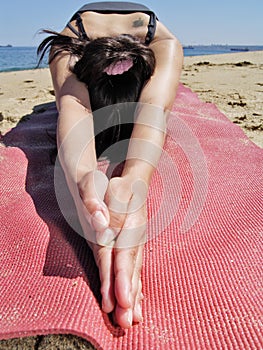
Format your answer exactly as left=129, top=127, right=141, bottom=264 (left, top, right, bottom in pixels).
left=0, top=84, right=262, bottom=349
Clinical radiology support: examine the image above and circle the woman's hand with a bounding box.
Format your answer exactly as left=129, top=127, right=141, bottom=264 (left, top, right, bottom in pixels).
left=78, top=171, right=148, bottom=328
left=103, top=175, right=148, bottom=328
left=77, top=170, right=117, bottom=313
left=78, top=170, right=110, bottom=236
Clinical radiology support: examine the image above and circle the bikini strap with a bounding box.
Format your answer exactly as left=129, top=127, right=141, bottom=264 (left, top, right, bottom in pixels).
left=66, top=22, right=80, bottom=37
left=76, top=13, right=89, bottom=40
left=67, top=8, right=157, bottom=44
left=145, top=12, right=157, bottom=45
left=66, top=13, right=89, bottom=41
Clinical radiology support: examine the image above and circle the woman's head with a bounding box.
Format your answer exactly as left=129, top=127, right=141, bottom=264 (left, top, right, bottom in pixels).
left=38, top=32, right=155, bottom=159
left=73, top=34, right=155, bottom=110
left=72, top=34, right=155, bottom=159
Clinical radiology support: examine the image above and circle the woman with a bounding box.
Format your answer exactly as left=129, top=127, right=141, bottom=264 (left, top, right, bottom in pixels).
left=38, top=2, right=183, bottom=329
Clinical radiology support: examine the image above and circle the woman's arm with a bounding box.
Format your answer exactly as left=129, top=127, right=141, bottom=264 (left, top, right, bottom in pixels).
left=50, top=51, right=119, bottom=318
left=122, top=22, right=184, bottom=186
left=105, top=26, right=183, bottom=256
left=50, top=53, right=97, bottom=183
left=50, top=52, right=113, bottom=240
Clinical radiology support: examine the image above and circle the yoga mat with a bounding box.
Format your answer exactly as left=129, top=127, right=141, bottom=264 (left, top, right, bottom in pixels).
left=0, top=84, right=262, bottom=349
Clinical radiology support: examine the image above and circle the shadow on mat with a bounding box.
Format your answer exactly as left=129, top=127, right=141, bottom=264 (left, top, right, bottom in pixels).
left=1, top=102, right=124, bottom=337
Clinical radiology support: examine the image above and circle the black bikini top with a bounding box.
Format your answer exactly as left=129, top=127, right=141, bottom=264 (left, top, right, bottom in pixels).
left=66, top=1, right=158, bottom=45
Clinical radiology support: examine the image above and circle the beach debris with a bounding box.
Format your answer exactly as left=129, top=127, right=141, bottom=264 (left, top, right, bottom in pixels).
left=233, top=114, right=247, bottom=124
left=195, top=61, right=211, bottom=66
left=0, top=112, right=3, bottom=122
left=228, top=101, right=247, bottom=107
left=234, top=61, right=252, bottom=67
left=228, top=92, right=247, bottom=107
left=237, top=114, right=247, bottom=120
left=244, top=122, right=263, bottom=131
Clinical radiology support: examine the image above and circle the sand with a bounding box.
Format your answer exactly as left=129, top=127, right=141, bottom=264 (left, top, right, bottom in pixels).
left=181, top=50, right=263, bottom=148
left=1, top=51, right=262, bottom=148
left=1, top=50, right=263, bottom=149
left=0, top=50, right=262, bottom=349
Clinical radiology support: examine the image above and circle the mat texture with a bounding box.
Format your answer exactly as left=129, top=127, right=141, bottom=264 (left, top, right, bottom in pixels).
left=0, top=84, right=262, bottom=349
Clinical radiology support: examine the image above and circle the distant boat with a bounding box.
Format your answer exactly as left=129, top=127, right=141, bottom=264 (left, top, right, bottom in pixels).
left=0, top=44, right=12, bottom=48
left=230, top=47, right=249, bottom=52
left=183, top=45, right=194, bottom=49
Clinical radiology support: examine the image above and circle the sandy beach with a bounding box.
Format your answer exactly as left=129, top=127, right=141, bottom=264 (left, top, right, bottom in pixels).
left=0, top=50, right=262, bottom=349
left=181, top=50, right=263, bottom=148
left=1, top=50, right=263, bottom=148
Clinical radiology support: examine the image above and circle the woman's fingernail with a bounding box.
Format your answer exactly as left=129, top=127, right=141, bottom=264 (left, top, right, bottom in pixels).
left=93, top=211, right=108, bottom=227
left=135, top=303, right=143, bottom=321
left=102, top=298, right=107, bottom=312
left=127, top=309, right=133, bottom=326
left=104, top=228, right=116, bottom=242
left=97, top=228, right=116, bottom=246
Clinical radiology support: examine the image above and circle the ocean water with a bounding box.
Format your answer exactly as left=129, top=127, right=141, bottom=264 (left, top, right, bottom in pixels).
left=0, top=45, right=263, bottom=72
left=0, top=46, right=44, bottom=72
left=183, top=45, right=263, bottom=57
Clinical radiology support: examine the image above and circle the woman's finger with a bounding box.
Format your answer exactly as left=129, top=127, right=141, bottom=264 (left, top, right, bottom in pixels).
left=131, top=246, right=144, bottom=323
left=100, top=177, right=131, bottom=245
left=113, top=244, right=144, bottom=327
left=91, top=243, right=115, bottom=313
left=112, top=193, right=146, bottom=327
left=113, top=246, right=137, bottom=328
left=78, top=170, right=110, bottom=232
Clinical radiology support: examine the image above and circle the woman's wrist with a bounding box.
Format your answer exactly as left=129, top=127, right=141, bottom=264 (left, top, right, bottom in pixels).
left=76, top=163, right=98, bottom=185
left=121, top=159, right=155, bottom=189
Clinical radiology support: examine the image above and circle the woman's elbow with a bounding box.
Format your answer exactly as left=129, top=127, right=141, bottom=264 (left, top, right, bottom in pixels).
left=170, top=37, right=184, bottom=71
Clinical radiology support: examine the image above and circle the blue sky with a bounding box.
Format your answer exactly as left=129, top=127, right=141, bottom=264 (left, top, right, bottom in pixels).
left=0, top=0, right=262, bottom=46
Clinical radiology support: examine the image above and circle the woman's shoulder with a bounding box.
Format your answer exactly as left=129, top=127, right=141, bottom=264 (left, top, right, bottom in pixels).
left=152, top=21, right=177, bottom=43
left=64, top=11, right=151, bottom=41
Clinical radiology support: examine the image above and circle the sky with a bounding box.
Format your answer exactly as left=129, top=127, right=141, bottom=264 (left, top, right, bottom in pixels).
left=0, top=0, right=262, bottom=47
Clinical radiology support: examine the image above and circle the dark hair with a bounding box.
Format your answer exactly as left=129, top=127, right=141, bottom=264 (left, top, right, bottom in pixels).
left=38, top=31, right=156, bottom=159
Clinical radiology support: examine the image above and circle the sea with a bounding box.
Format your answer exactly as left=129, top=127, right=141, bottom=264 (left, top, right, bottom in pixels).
left=0, top=45, right=263, bottom=72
